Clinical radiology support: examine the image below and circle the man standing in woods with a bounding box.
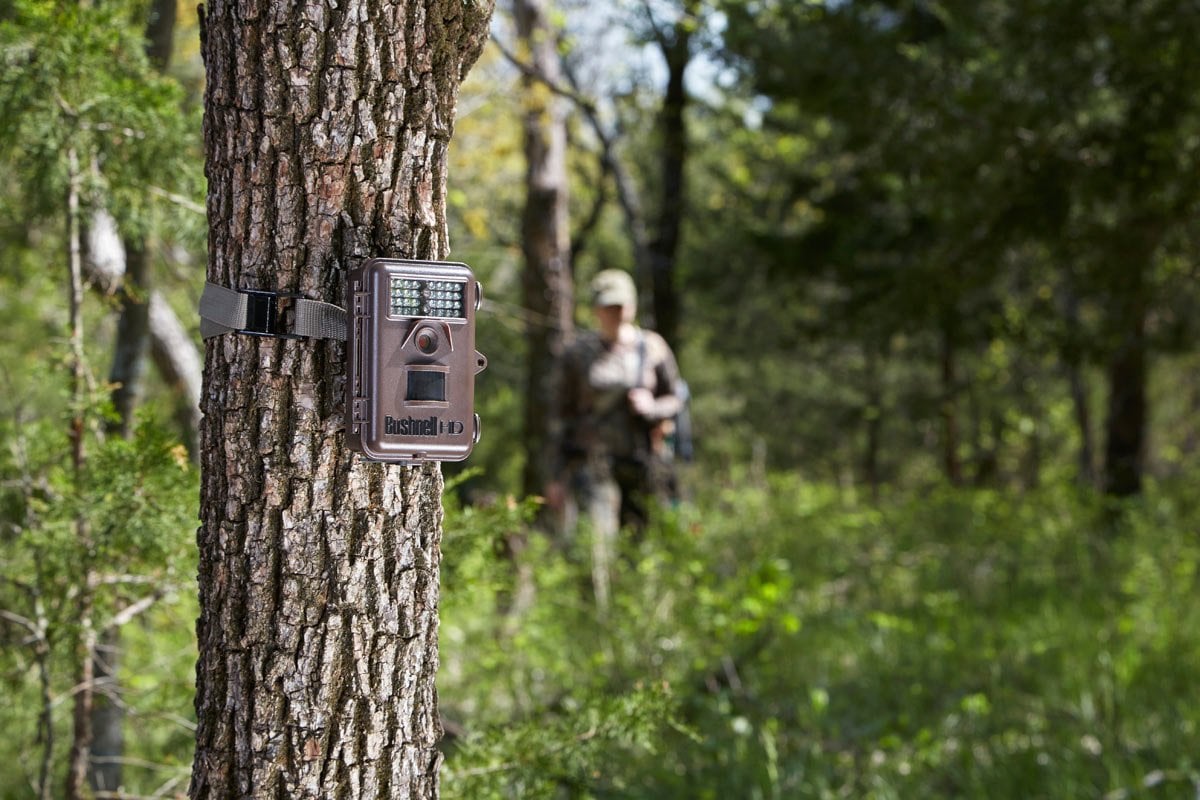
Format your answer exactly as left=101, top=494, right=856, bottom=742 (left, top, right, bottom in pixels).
left=549, top=270, right=682, bottom=599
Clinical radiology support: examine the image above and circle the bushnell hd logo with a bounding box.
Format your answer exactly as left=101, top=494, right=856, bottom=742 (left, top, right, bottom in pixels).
left=345, top=258, right=488, bottom=463
left=383, top=415, right=467, bottom=437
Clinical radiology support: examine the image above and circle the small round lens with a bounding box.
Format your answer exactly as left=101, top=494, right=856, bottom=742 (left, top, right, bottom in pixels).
left=416, top=329, right=438, bottom=354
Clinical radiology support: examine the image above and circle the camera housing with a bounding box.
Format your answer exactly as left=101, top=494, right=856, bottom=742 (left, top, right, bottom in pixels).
left=345, top=258, right=487, bottom=463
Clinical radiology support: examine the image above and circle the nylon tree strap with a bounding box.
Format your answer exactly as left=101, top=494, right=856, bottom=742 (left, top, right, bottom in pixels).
left=199, top=282, right=347, bottom=341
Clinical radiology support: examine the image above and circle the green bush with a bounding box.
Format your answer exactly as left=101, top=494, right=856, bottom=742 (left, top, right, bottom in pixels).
left=439, top=474, right=1200, bottom=799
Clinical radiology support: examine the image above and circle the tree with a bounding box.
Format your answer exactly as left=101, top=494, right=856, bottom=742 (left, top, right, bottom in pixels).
left=191, top=0, right=493, bottom=796
left=91, top=0, right=183, bottom=790
left=716, top=0, right=1200, bottom=493
left=514, top=0, right=574, bottom=501
left=0, top=3, right=200, bottom=796
left=639, top=0, right=702, bottom=352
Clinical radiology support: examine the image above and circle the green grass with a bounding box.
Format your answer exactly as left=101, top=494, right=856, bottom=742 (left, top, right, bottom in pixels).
left=439, top=474, right=1200, bottom=799
left=3, top=469, right=1197, bottom=798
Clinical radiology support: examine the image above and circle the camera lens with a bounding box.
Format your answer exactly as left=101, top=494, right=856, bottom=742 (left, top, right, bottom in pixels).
left=416, top=328, right=438, bottom=354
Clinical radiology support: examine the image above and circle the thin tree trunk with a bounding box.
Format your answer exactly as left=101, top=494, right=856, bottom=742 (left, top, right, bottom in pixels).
left=1101, top=227, right=1159, bottom=499
left=191, top=0, right=492, bottom=797
left=1103, top=294, right=1147, bottom=497
left=143, top=0, right=175, bottom=71
left=65, top=146, right=99, bottom=800
left=1055, top=281, right=1097, bottom=488
left=89, top=631, right=124, bottom=794
left=940, top=324, right=963, bottom=486
left=106, top=239, right=151, bottom=438
left=1068, top=360, right=1095, bottom=488
left=862, top=346, right=883, bottom=502
left=515, top=0, right=573, bottom=501
left=647, top=4, right=695, bottom=350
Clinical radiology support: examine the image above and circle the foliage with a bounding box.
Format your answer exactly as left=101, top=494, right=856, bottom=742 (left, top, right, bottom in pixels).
left=0, top=412, right=198, bottom=798
left=438, top=472, right=1200, bottom=798
left=0, top=0, right=203, bottom=241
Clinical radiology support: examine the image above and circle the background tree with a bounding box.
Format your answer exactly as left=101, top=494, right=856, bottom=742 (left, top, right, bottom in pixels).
left=0, top=3, right=200, bottom=797
left=192, top=0, right=492, bottom=796
left=715, top=0, right=1200, bottom=494
left=90, top=0, right=183, bottom=790
left=514, top=0, right=575, bottom=501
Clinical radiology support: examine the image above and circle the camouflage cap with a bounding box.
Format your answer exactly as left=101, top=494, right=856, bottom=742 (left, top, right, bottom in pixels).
left=590, top=269, right=637, bottom=308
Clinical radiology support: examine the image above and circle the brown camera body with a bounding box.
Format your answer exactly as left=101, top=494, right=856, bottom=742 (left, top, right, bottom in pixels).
left=345, top=258, right=487, bottom=463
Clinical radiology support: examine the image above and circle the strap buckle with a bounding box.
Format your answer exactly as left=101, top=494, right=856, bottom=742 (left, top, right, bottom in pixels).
left=241, top=290, right=302, bottom=340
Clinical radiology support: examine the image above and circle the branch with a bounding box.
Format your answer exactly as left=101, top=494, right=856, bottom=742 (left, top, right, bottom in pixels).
left=147, top=184, right=205, bottom=215
left=558, top=56, right=653, bottom=287
left=569, top=160, right=610, bottom=268
left=102, top=583, right=183, bottom=632
left=637, top=0, right=672, bottom=51
left=0, top=608, right=40, bottom=636
left=491, top=38, right=596, bottom=114
left=96, top=573, right=164, bottom=586
left=495, top=20, right=654, bottom=295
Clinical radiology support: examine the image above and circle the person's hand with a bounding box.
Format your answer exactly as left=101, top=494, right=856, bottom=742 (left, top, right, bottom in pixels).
left=628, top=387, right=657, bottom=418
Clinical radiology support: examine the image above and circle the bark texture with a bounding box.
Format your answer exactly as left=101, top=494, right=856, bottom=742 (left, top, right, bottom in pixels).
left=515, top=0, right=573, bottom=499
left=192, top=0, right=492, bottom=797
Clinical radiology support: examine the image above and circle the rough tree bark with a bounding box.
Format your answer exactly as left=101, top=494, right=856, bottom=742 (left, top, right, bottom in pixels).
left=192, top=0, right=492, bottom=796
left=515, top=0, right=573, bottom=500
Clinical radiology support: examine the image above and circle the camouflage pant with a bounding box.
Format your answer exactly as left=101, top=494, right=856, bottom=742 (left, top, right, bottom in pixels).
left=563, top=452, right=675, bottom=610
left=567, top=453, right=673, bottom=537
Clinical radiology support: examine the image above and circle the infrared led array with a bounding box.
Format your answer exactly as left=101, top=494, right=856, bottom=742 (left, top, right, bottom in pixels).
left=390, top=278, right=466, bottom=318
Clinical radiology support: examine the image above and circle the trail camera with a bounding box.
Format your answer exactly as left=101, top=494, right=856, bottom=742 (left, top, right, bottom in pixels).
left=346, top=258, right=487, bottom=463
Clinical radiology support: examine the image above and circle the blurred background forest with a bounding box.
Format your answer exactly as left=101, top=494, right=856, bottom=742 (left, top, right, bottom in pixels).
left=4, top=0, right=1200, bottom=797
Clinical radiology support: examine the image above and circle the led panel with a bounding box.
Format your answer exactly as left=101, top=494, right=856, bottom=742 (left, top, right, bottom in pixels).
left=389, top=278, right=466, bottom=319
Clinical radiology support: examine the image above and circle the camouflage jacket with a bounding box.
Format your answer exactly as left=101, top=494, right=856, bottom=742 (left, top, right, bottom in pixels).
left=557, top=325, right=681, bottom=465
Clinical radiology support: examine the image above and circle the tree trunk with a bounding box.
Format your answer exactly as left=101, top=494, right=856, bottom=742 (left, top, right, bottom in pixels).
left=143, top=0, right=176, bottom=71
left=1103, top=293, right=1148, bottom=498
left=83, top=210, right=204, bottom=454
left=1067, top=360, right=1095, bottom=488
left=861, top=345, right=883, bottom=502
left=191, top=0, right=492, bottom=797
left=1059, top=286, right=1096, bottom=488
left=647, top=4, right=696, bottom=351
left=515, top=0, right=573, bottom=500
left=1101, top=227, right=1159, bottom=499
left=89, top=631, right=124, bottom=794
left=939, top=324, right=963, bottom=486
left=107, top=239, right=151, bottom=439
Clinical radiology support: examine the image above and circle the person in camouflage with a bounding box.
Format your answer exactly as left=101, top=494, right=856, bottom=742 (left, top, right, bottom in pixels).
left=548, top=270, right=682, bottom=563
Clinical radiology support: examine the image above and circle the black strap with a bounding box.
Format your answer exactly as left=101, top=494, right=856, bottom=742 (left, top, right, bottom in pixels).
left=199, top=282, right=347, bottom=340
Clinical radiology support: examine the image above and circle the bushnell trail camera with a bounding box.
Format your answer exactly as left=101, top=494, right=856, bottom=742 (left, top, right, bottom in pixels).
left=199, top=257, right=487, bottom=464
left=345, top=258, right=487, bottom=463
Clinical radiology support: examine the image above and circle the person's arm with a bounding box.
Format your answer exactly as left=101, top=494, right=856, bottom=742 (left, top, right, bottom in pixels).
left=628, top=333, right=681, bottom=421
